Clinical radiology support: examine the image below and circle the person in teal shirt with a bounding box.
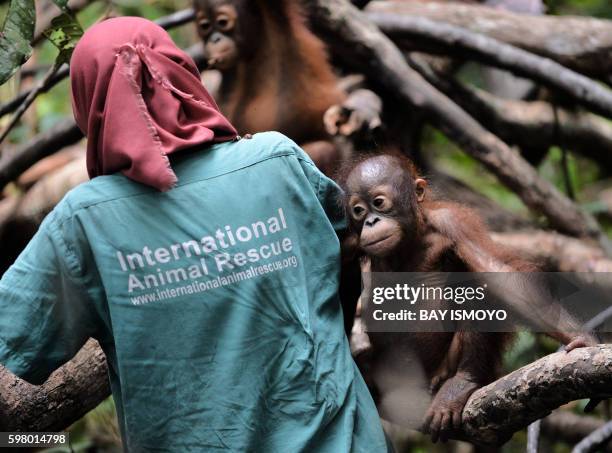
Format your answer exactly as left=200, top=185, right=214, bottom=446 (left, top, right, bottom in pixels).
left=0, top=17, right=388, bottom=452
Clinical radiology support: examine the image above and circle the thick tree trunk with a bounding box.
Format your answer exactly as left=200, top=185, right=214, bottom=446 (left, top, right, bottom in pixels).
left=462, top=345, right=612, bottom=446
left=0, top=339, right=110, bottom=432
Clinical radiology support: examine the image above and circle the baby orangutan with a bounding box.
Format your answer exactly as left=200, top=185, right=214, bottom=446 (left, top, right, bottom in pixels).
left=339, top=152, right=597, bottom=442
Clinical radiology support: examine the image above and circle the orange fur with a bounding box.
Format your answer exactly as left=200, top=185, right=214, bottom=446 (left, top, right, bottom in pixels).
left=217, top=0, right=345, bottom=143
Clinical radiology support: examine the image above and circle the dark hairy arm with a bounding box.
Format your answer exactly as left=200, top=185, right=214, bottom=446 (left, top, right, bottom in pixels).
left=426, top=202, right=598, bottom=349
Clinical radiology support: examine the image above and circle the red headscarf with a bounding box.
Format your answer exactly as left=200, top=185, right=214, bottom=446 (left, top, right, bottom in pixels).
left=70, top=17, right=238, bottom=191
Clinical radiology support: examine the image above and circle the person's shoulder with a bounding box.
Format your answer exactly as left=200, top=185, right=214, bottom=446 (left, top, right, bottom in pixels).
left=50, top=174, right=143, bottom=221
left=171, top=132, right=314, bottom=184
left=233, top=131, right=305, bottom=160
left=243, top=131, right=298, bottom=150
left=208, top=131, right=315, bottom=175
left=48, top=132, right=311, bottom=220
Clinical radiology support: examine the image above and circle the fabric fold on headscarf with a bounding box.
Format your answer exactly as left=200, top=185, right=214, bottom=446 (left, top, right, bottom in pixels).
left=70, top=17, right=238, bottom=191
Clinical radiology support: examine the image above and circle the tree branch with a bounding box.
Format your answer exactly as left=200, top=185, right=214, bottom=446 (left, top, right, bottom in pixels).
left=461, top=345, right=612, bottom=446
left=366, top=1, right=612, bottom=80
left=0, top=65, right=68, bottom=120
left=304, top=0, right=612, bottom=254
left=456, top=87, right=612, bottom=171
left=352, top=332, right=612, bottom=446
left=0, top=64, right=63, bottom=147
left=408, top=53, right=612, bottom=171
left=573, top=421, right=612, bottom=453
left=0, top=118, right=83, bottom=190
left=150, top=7, right=194, bottom=30
left=0, top=339, right=110, bottom=432
left=366, top=12, right=612, bottom=119
left=542, top=410, right=612, bottom=452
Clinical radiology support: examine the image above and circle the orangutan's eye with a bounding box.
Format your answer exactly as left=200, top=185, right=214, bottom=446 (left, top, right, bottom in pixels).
left=199, top=19, right=211, bottom=34
left=373, top=196, right=390, bottom=211
left=352, top=205, right=368, bottom=221
left=216, top=15, right=234, bottom=31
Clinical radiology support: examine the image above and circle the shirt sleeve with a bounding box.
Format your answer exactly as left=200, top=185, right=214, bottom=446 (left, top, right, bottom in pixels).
left=294, top=148, right=347, bottom=235
left=0, top=210, right=98, bottom=384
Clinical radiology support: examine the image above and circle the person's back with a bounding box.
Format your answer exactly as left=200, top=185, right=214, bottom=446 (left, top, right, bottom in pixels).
left=0, top=131, right=387, bottom=452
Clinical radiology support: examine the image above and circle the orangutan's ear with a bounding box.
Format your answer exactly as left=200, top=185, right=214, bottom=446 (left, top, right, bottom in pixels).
left=415, top=178, right=427, bottom=203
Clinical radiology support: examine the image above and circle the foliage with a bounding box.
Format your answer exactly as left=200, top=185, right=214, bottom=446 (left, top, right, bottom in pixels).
left=0, top=0, right=34, bottom=84
left=42, top=6, right=83, bottom=67
left=0, top=0, right=82, bottom=87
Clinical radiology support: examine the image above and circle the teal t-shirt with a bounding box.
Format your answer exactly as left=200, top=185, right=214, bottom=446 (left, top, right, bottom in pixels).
left=0, top=132, right=387, bottom=452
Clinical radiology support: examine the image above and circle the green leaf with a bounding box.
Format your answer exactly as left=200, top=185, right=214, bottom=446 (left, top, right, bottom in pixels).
left=0, top=0, right=35, bottom=85
left=42, top=10, right=83, bottom=66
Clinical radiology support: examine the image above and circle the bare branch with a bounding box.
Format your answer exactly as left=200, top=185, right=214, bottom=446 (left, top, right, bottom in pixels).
left=366, top=12, right=612, bottom=119
left=542, top=411, right=612, bottom=452
left=151, top=7, right=195, bottom=30
left=304, top=0, right=611, bottom=254
left=574, top=421, right=612, bottom=453
left=0, top=118, right=82, bottom=191
left=461, top=345, right=612, bottom=446
left=0, top=339, right=110, bottom=432
left=458, top=88, right=612, bottom=170
left=353, top=332, right=612, bottom=446
left=409, top=54, right=612, bottom=170
left=366, top=1, right=612, bottom=80
left=0, top=66, right=68, bottom=119
left=0, top=64, right=63, bottom=147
